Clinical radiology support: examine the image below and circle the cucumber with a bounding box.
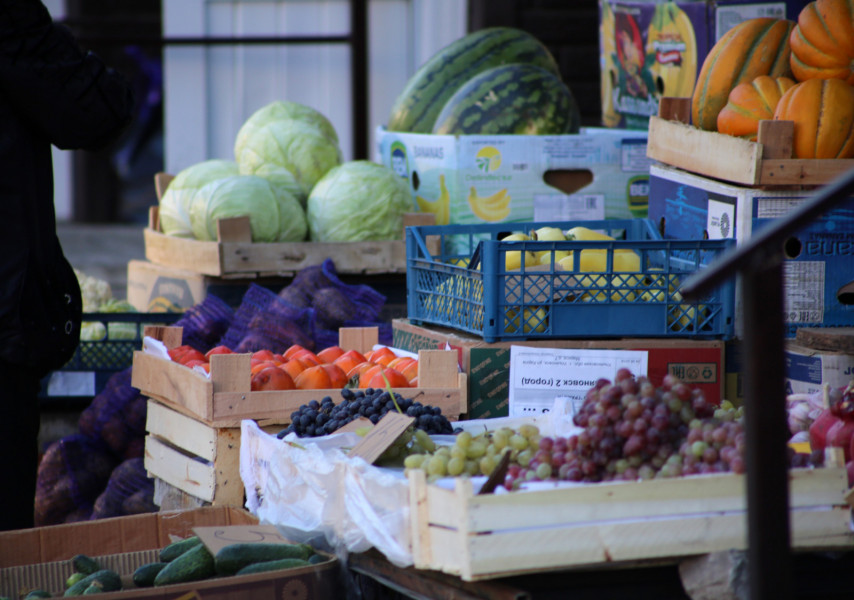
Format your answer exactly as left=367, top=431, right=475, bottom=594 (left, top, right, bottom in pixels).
left=23, top=591, right=52, bottom=599
left=153, top=543, right=216, bottom=586
left=63, top=570, right=122, bottom=597
left=132, top=562, right=168, bottom=587
left=66, top=572, right=87, bottom=588
left=159, top=535, right=202, bottom=562
left=308, top=553, right=328, bottom=565
left=71, top=554, right=101, bottom=575
left=235, top=558, right=310, bottom=576
left=214, top=542, right=313, bottom=576
left=82, top=581, right=104, bottom=595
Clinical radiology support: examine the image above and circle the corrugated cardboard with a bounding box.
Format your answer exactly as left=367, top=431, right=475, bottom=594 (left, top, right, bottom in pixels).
left=392, top=318, right=725, bottom=419
left=0, top=507, right=340, bottom=599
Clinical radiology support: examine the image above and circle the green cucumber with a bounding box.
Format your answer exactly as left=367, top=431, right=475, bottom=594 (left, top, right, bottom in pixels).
left=235, top=558, right=310, bottom=576
left=71, top=554, right=101, bottom=575
left=23, top=591, right=52, bottom=599
left=214, top=542, right=313, bottom=576
left=63, top=570, right=122, bottom=597
left=159, top=535, right=202, bottom=562
left=132, top=562, right=169, bottom=587
left=432, top=63, right=580, bottom=136
left=66, top=572, right=87, bottom=588
left=153, top=543, right=216, bottom=586
left=308, top=553, right=328, bottom=565
left=387, top=27, right=561, bottom=133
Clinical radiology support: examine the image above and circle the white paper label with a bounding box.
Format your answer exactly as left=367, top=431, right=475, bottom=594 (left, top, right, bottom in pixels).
left=509, top=346, right=648, bottom=417
left=533, top=194, right=604, bottom=221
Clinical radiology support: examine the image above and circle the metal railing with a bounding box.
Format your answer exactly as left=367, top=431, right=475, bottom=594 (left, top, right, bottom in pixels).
left=681, top=164, right=854, bottom=600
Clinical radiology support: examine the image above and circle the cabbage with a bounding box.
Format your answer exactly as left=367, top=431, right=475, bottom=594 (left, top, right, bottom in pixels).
left=235, top=118, right=342, bottom=205
left=159, top=160, right=239, bottom=237
left=234, top=101, right=339, bottom=160
left=306, top=160, right=412, bottom=242
left=188, top=174, right=307, bottom=243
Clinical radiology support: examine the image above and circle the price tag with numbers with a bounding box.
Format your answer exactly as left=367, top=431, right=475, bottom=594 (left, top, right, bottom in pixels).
left=508, top=346, right=648, bottom=417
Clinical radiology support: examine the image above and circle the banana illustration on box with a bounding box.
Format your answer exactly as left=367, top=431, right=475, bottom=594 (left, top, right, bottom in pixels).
left=467, top=186, right=511, bottom=222
left=645, top=1, right=697, bottom=100
left=600, top=0, right=621, bottom=127
left=416, top=173, right=450, bottom=225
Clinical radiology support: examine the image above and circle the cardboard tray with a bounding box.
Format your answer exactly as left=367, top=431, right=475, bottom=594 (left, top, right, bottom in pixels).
left=146, top=172, right=435, bottom=277
left=646, top=97, right=854, bottom=188
left=131, top=326, right=467, bottom=428
left=0, top=507, right=340, bottom=599
left=407, top=449, right=854, bottom=581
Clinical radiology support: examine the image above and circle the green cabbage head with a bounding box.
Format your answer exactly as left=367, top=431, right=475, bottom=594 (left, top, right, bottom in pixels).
left=234, top=100, right=339, bottom=159
left=306, top=160, right=412, bottom=242
left=235, top=118, right=342, bottom=205
left=188, top=174, right=307, bottom=243
left=158, top=159, right=239, bottom=237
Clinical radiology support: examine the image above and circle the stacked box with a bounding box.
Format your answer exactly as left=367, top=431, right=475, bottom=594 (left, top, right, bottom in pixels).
left=599, top=0, right=808, bottom=130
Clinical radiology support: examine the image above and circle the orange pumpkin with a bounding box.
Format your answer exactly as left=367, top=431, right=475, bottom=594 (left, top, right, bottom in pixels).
left=773, top=78, right=854, bottom=158
left=789, top=0, right=854, bottom=84
left=717, top=76, right=796, bottom=139
left=692, top=18, right=794, bottom=131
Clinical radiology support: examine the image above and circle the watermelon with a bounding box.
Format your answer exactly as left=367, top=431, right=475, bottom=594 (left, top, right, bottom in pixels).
left=386, top=27, right=561, bottom=134
left=432, top=64, right=580, bottom=135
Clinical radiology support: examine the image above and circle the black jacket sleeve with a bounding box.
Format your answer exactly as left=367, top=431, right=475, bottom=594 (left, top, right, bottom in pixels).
left=0, top=0, right=135, bottom=150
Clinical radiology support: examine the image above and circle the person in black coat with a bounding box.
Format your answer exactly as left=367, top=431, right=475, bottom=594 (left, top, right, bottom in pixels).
left=0, top=0, right=135, bottom=530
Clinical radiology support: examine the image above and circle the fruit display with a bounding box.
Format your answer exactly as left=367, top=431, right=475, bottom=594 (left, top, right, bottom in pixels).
left=644, top=1, right=697, bottom=101
left=386, top=27, right=565, bottom=134
left=684, top=3, right=854, bottom=159
left=691, top=17, right=794, bottom=131
left=276, top=388, right=454, bottom=439
left=167, top=341, right=420, bottom=392
left=404, top=370, right=822, bottom=487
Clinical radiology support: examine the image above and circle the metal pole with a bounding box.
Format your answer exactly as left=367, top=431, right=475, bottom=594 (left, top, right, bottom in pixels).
left=739, top=254, right=793, bottom=600
left=350, top=0, right=369, bottom=160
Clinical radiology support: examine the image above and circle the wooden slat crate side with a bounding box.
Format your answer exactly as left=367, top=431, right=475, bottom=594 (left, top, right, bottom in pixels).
left=146, top=400, right=218, bottom=461
left=453, top=509, right=853, bottom=581
left=144, top=435, right=218, bottom=504
left=144, top=226, right=225, bottom=276
left=420, top=466, right=848, bottom=534
left=132, top=351, right=214, bottom=421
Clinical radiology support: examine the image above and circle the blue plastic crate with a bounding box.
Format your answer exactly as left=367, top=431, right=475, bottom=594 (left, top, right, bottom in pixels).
left=406, top=219, right=736, bottom=342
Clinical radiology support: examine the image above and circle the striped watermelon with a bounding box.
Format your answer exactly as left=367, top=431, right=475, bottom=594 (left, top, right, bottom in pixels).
left=386, top=27, right=561, bottom=134
left=432, top=64, right=580, bottom=135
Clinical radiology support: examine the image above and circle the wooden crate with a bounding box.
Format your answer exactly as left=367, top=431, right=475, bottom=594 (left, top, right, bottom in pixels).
left=646, top=98, right=854, bottom=188
left=407, top=450, right=854, bottom=581
left=145, top=173, right=435, bottom=277
left=131, top=326, right=467, bottom=428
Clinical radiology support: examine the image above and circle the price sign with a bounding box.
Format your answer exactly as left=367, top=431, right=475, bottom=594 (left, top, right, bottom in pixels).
left=193, top=525, right=292, bottom=556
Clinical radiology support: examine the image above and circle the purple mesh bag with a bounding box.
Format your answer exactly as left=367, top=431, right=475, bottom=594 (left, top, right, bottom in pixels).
left=91, top=458, right=155, bottom=520
left=220, top=283, right=317, bottom=353
left=35, top=434, right=118, bottom=526
left=174, top=293, right=234, bottom=353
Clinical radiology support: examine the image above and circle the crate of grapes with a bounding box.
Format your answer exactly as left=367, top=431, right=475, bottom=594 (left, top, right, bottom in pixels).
left=405, top=376, right=854, bottom=581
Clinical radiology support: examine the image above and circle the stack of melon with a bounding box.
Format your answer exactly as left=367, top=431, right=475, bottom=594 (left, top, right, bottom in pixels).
left=690, top=0, right=854, bottom=159
left=386, top=27, right=581, bottom=136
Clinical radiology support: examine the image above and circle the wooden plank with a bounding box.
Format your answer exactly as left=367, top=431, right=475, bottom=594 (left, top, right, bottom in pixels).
left=417, top=349, right=460, bottom=389
left=758, top=119, right=793, bottom=159
left=215, top=215, right=252, bottom=243
left=647, top=116, right=763, bottom=185
left=132, top=351, right=214, bottom=422
left=210, top=353, right=251, bottom=394
left=658, top=97, right=691, bottom=123
left=144, top=227, right=225, bottom=276
left=144, top=436, right=216, bottom=503
left=142, top=325, right=183, bottom=349
left=423, top=466, right=848, bottom=533
left=340, top=327, right=379, bottom=353
left=154, top=172, right=174, bottom=201
left=146, top=400, right=218, bottom=461
left=758, top=157, right=854, bottom=186
left=795, top=327, right=854, bottom=353
left=211, top=385, right=465, bottom=428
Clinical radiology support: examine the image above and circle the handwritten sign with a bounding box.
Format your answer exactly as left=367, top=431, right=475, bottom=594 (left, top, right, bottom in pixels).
left=347, top=412, right=414, bottom=464
left=193, top=525, right=292, bottom=556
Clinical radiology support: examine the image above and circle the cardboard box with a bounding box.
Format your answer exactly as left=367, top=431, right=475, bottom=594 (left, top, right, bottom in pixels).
left=649, top=163, right=854, bottom=337
left=376, top=126, right=653, bottom=231
left=785, top=343, right=854, bottom=396
left=0, top=507, right=340, bottom=598
left=127, top=259, right=408, bottom=320
left=599, top=0, right=806, bottom=130
left=392, top=318, right=725, bottom=419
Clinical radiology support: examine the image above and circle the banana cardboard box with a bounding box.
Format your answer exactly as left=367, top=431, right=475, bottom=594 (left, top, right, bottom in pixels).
left=599, top=0, right=807, bottom=130
left=375, top=126, right=652, bottom=254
